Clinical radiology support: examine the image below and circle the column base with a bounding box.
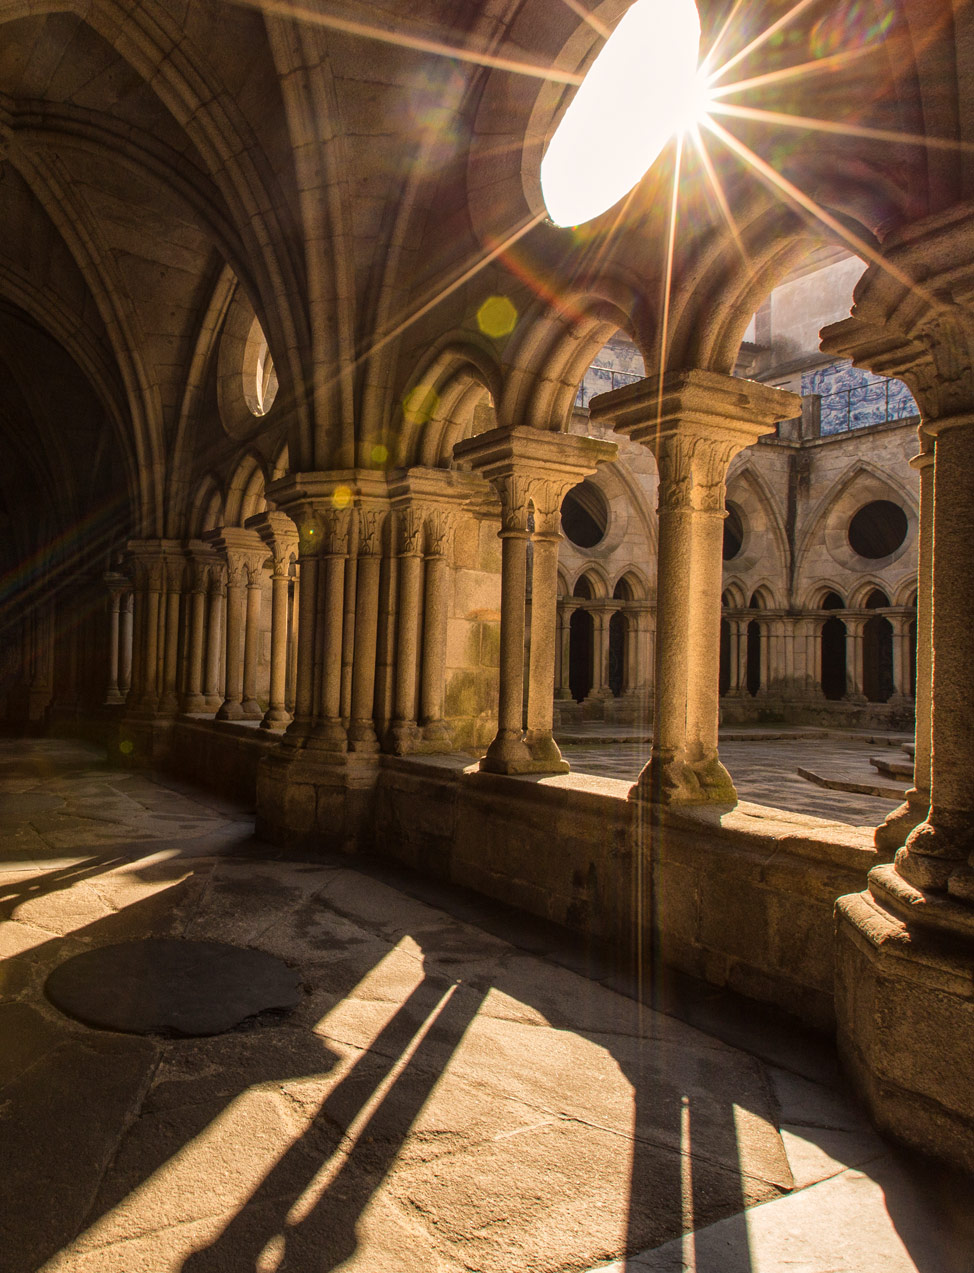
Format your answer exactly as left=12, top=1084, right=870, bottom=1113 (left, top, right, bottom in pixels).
left=894, top=810, right=974, bottom=891
left=480, top=729, right=535, bottom=774
left=304, top=718, right=348, bottom=753
left=241, top=698, right=263, bottom=720
left=874, top=788, right=929, bottom=857
left=180, top=693, right=206, bottom=714
left=524, top=729, right=570, bottom=774
left=386, top=720, right=422, bottom=755
left=421, top=719, right=453, bottom=748
left=835, top=864, right=974, bottom=1174
left=104, top=689, right=125, bottom=706
left=204, top=694, right=223, bottom=712
left=630, top=751, right=736, bottom=806
left=348, top=718, right=380, bottom=753
left=216, top=699, right=243, bottom=721
left=260, top=705, right=291, bottom=732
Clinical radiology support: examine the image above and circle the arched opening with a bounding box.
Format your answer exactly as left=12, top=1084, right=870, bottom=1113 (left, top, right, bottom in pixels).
left=569, top=609, right=594, bottom=702
left=746, top=620, right=761, bottom=696
left=608, top=610, right=626, bottom=696
left=863, top=615, right=894, bottom=703
left=719, top=618, right=731, bottom=696
left=822, top=616, right=847, bottom=700
left=723, top=503, right=744, bottom=560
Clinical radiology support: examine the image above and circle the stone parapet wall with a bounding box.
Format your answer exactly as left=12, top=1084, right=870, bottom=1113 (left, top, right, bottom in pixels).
left=142, top=723, right=882, bottom=1032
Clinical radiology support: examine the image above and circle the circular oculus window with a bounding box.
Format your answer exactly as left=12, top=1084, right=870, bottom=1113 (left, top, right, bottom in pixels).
left=561, top=481, right=608, bottom=548
left=848, top=500, right=908, bottom=559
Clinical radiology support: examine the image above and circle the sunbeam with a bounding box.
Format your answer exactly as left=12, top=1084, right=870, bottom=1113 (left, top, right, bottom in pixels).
left=711, top=100, right=974, bottom=154
left=701, top=115, right=947, bottom=314
left=231, top=0, right=583, bottom=84
left=707, top=45, right=882, bottom=100
left=706, top=0, right=822, bottom=85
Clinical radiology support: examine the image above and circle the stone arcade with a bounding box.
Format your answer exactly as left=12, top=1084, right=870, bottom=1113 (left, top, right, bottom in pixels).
left=1, top=0, right=974, bottom=1257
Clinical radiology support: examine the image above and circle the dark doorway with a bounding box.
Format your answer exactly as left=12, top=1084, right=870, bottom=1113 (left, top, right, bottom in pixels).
left=608, top=611, right=626, bottom=696
left=822, top=616, right=847, bottom=700
left=569, top=609, right=594, bottom=702
left=863, top=615, right=894, bottom=702
left=746, top=620, right=761, bottom=696
left=719, top=618, right=731, bottom=696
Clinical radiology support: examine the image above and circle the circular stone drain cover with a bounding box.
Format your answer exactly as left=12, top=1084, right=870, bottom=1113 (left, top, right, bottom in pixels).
left=45, top=939, right=302, bottom=1037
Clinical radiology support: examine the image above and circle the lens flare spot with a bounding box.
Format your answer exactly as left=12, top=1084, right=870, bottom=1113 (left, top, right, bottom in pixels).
left=119, top=739, right=134, bottom=755
left=371, top=444, right=389, bottom=466
left=403, top=386, right=439, bottom=425
left=331, top=485, right=352, bottom=510
left=477, top=295, right=518, bottom=338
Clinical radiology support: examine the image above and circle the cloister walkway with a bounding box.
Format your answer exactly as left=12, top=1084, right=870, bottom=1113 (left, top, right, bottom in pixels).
left=0, top=738, right=968, bottom=1272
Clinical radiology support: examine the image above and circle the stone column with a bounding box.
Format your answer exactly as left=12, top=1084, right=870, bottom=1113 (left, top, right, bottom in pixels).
left=877, top=442, right=932, bottom=851
left=556, top=603, right=575, bottom=699
left=349, top=507, right=386, bottom=752
left=203, top=566, right=225, bottom=711
left=246, top=512, right=298, bottom=731
left=103, top=574, right=128, bottom=705
left=526, top=479, right=575, bottom=768
left=133, top=549, right=164, bottom=713
left=157, top=556, right=183, bottom=716
left=218, top=554, right=246, bottom=720
left=241, top=555, right=266, bottom=719
left=202, top=528, right=267, bottom=722
left=287, top=518, right=320, bottom=746
left=181, top=551, right=214, bottom=713
left=820, top=224, right=974, bottom=1171
left=734, top=616, right=748, bottom=696
left=589, top=370, right=799, bottom=804
left=119, top=591, right=134, bottom=699
left=809, top=619, right=824, bottom=697
left=420, top=508, right=454, bottom=747
left=389, top=505, right=424, bottom=753
left=454, top=425, right=616, bottom=775
left=625, top=607, right=641, bottom=696
left=757, top=619, right=770, bottom=698
left=286, top=569, right=299, bottom=714
left=844, top=616, right=861, bottom=701
left=306, top=507, right=350, bottom=751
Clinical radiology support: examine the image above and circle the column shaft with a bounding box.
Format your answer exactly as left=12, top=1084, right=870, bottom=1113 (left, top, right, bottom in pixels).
left=261, top=567, right=291, bottom=729
left=525, top=527, right=567, bottom=769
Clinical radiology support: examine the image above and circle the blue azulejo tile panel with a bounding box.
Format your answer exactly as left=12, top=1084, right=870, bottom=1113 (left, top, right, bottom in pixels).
left=803, top=360, right=918, bottom=430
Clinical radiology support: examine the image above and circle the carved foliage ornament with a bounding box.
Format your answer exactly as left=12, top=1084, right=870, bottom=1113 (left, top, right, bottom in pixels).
left=493, top=473, right=532, bottom=533
left=398, top=506, right=425, bottom=555
left=425, top=509, right=456, bottom=557
left=656, top=435, right=736, bottom=513
left=358, top=508, right=386, bottom=557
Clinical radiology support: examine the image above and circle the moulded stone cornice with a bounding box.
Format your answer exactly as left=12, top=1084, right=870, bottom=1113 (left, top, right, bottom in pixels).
left=201, top=526, right=266, bottom=558
left=452, top=425, right=617, bottom=485
left=587, top=369, right=801, bottom=448
left=387, top=466, right=485, bottom=509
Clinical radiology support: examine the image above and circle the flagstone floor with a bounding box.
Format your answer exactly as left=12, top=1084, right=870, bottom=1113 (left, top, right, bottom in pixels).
left=1, top=738, right=969, bottom=1273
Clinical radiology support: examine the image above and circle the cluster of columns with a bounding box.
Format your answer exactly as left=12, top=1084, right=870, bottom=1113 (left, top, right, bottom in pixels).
left=120, top=524, right=299, bottom=732
left=721, top=605, right=915, bottom=702
left=590, top=370, right=801, bottom=804
left=265, top=469, right=479, bottom=761
left=453, top=426, right=617, bottom=774
left=554, top=598, right=654, bottom=703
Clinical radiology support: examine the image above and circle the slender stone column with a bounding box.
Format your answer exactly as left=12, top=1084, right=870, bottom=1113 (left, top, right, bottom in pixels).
left=889, top=613, right=907, bottom=699
left=286, top=570, right=299, bottom=714
left=181, top=556, right=211, bottom=713
left=389, top=506, right=424, bottom=753
left=103, top=575, right=127, bottom=705
left=306, top=507, right=350, bottom=751
left=287, top=521, right=320, bottom=746
left=589, top=370, right=799, bottom=803
left=140, top=558, right=163, bottom=712
left=119, top=591, right=134, bottom=699
left=420, top=508, right=454, bottom=746
left=876, top=443, right=932, bottom=851
left=487, top=474, right=533, bottom=770
left=757, top=619, right=770, bottom=698
left=454, top=425, right=616, bottom=775
left=204, top=567, right=225, bottom=711
left=525, top=480, right=570, bottom=769
left=241, top=556, right=266, bottom=719
left=734, top=617, right=748, bottom=696
left=846, top=617, right=866, bottom=701
left=556, top=603, right=575, bottom=699
left=218, top=554, right=246, bottom=720
left=625, top=608, right=641, bottom=696
left=349, top=507, right=386, bottom=751
left=158, top=557, right=183, bottom=716
left=245, top=512, right=299, bottom=732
